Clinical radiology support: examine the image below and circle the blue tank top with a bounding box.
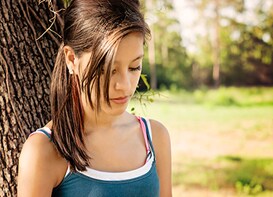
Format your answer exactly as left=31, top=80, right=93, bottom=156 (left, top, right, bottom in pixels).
left=34, top=117, right=159, bottom=197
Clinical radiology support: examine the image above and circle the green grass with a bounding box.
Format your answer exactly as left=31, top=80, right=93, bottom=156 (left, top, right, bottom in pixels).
left=128, top=87, right=273, bottom=196
left=134, top=86, right=273, bottom=107
left=129, top=97, right=273, bottom=140
left=172, top=157, right=273, bottom=196
left=193, top=86, right=273, bottom=107
left=130, top=87, right=273, bottom=136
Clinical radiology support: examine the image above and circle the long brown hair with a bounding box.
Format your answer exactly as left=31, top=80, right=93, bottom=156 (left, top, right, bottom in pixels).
left=50, top=0, right=150, bottom=171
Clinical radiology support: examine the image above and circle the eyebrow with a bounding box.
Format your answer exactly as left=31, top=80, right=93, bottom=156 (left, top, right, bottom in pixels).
left=114, top=54, right=144, bottom=64
left=131, top=54, right=144, bottom=62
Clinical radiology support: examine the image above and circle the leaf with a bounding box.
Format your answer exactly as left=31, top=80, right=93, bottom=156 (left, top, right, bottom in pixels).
left=140, top=74, right=150, bottom=90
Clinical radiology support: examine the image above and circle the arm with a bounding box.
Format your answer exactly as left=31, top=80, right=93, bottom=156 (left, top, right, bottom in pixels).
left=18, top=133, right=65, bottom=197
left=150, top=119, right=172, bottom=197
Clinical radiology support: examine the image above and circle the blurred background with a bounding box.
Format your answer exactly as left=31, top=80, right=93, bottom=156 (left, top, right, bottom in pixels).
left=132, top=0, right=273, bottom=196
left=141, top=0, right=273, bottom=89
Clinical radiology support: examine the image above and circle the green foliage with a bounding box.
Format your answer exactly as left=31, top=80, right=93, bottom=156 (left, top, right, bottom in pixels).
left=133, top=86, right=273, bottom=108
left=140, top=74, right=150, bottom=90
left=235, top=181, right=263, bottom=195
left=223, top=157, right=273, bottom=195
left=130, top=90, right=159, bottom=114
left=219, top=15, right=273, bottom=86
left=151, top=86, right=273, bottom=107
left=173, top=156, right=273, bottom=195
left=130, top=74, right=158, bottom=113
left=192, top=87, right=273, bottom=106
left=142, top=0, right=191, bottom=89
left=190, top=0, right=273, bottom=87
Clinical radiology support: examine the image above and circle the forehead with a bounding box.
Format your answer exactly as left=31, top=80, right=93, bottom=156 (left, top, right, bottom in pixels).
left=114, top=32, right=144, bottom=64
left=77, top=32, right=144, bottom=70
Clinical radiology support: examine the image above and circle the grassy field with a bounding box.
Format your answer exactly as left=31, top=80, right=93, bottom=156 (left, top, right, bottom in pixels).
left=128, top=87, right=273, bottom=197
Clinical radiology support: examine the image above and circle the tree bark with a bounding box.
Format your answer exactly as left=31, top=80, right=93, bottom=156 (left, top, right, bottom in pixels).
left=0, top=0, right=62, bottom=196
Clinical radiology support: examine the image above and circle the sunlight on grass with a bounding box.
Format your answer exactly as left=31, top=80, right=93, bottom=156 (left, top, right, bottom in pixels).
left=173, top=157, right=273, bottom=196
left=128, top=87, right=273, bottom=196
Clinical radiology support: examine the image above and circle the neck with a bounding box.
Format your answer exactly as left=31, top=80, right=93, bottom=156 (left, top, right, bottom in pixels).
left=83, top=108, right=129, bottom=133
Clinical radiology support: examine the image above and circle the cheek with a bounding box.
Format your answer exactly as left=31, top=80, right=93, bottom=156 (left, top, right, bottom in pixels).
left=133, top=74, right=140, bottom=85
left=108, top=72, right=141, bottom=91
left=130, top=73, right=141, bottom=89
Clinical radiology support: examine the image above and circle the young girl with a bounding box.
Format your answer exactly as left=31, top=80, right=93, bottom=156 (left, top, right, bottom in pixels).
left=18, top=0, right=172, bottom=196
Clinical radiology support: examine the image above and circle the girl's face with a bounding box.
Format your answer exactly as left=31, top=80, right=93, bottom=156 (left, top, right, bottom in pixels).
left=80, top=32, right=144, bottom=116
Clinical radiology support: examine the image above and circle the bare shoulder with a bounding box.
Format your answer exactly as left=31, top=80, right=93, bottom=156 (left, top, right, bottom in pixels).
left=149, top=119, right=172, bottom=196
left=149, top=119, right=171, bottom=160
left=149, top=119, right=170, bottom=145
left=19, top=132, right=58, bottom=167
left=18, top=131, right=66, bottom=196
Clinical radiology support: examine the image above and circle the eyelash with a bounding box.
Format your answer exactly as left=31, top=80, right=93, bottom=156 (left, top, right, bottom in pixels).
left=103, top=65, right=141, bottom=75
left=129, top=65, right=141, bottom=71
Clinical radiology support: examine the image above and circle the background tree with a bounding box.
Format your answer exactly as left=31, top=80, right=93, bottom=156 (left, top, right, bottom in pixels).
left=220, top=0, right=273, bottom=85
left=0, top=0, right=63, bottom=196
left=144, top=0, right=157, bottom=89
left=143, top=0, right=189, bottom=90
left=188, top=0, right=273, bottom=87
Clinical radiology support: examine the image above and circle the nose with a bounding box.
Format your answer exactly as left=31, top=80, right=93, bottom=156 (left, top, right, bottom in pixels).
left=114, top=72, right=131, bottom=91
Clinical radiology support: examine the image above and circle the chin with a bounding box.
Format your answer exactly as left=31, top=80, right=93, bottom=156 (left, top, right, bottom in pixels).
left=103, top=103, right=129, bottom=116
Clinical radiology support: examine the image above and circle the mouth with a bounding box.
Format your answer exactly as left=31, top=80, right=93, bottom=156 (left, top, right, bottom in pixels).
left=110, top=96, right=130, bottom=104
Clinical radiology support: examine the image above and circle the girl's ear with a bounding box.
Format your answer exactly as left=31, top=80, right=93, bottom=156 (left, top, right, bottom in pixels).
left=63, top=46, right=79, bottom=75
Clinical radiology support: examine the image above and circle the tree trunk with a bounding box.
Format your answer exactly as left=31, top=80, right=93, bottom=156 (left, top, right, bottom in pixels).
left=161, top=37, right=168, bottom=68
left=147, top=25, right=157, bottom=90
left=212, top=0, right=221, bottom=88
left=145, top=0, right=157, bottom=90
left=0, top=0, right=62, bottom=196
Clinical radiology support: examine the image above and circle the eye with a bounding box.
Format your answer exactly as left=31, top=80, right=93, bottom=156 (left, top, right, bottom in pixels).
left=129, top=65, right=141, bottom=71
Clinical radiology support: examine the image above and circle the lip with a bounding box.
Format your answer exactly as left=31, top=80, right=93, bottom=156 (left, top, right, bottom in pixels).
left=110, top=96, right=130, bottom=104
